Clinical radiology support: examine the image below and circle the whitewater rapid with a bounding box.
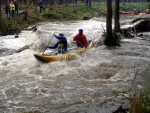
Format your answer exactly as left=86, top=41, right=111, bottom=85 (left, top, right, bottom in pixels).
left=0, top=18, right=150, bottom=113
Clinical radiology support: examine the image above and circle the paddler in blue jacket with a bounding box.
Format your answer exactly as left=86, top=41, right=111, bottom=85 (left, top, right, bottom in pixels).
left=47, top=33, right=67, bottom=54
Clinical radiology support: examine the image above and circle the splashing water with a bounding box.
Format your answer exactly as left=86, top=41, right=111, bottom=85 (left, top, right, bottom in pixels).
left=0, top=18, right=150, bottom=113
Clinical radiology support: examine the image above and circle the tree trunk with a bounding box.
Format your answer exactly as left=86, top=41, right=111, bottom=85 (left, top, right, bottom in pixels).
left=114, top=0, right=120, bottom=32
left=0, top=0, right=3, bottom=29
left=104, top=0, right=120, bottom=46
left=33, top=0, right=39, bottom=18
left=106, top=0, right=112, bottom=39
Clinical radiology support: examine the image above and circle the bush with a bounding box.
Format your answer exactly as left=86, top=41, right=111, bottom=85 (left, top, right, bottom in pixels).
left=42, top=10, right=61, bottom=19
left=0, top=20, right=20, bottom=36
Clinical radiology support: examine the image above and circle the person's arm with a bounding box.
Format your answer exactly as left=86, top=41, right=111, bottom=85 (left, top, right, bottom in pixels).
left=54, top=34, right=63, bottom=40
left=48, top=42, right=58, bottom=49
left=73, top=34, right=77, bottom=41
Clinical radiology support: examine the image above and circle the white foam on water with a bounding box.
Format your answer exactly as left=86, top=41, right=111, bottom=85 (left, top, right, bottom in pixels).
left=0, top=18, right=150, bottom=113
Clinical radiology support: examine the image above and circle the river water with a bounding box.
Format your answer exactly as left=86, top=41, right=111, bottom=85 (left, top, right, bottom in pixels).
left=0, top=17, right=150, bottom=113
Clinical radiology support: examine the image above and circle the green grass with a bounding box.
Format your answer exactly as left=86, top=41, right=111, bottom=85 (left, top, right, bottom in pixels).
left=119, top=2, right=150, bottom=12
left=1, top=2, right=150, bottom=36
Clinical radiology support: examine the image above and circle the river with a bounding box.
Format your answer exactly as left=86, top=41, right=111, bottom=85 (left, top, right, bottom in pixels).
left=0, top=17, right=150, bottom=113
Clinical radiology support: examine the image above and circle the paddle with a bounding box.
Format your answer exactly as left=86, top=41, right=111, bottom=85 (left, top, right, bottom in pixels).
left=42, top=33, right=55, bottom=55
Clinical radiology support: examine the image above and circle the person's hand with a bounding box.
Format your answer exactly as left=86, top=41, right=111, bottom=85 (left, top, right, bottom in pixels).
left=52, top=32, right=55, bottom=36
left=70, top=41, right=76, bottom=45
left=73, top=38, right=76, bottom=41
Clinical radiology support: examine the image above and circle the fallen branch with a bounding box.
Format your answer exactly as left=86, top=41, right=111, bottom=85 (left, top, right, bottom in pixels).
left=16, top=45, right=30, bottom=53
left=22, top=25, right=37, bottom=31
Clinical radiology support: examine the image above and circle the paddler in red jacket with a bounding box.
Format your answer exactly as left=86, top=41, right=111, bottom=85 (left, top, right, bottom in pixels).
left=145, top=9, right=150, bottom=14
left=73, top=29, right=88, bottom=48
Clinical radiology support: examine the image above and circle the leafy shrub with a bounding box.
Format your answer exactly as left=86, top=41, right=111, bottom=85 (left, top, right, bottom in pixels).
left=42, top=10, right=61, bottom=19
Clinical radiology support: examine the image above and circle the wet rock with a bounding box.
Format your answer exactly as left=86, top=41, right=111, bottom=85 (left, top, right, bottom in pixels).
left=23, top=25, right=37, bottom=32
left=0, top=48, right=16, bottom=57
left=121, top=17, right=150, bottom=38
left=112, top=105, right=129, bottom=113
left=83, top=16, right=90, bottom=20
left=15, top=35, right=19, bottom=38
left=34, top=110, right=41, bottom=113
left=0, top=45, right=30, bottom=57
left=16, top=45, right=30, bottom=53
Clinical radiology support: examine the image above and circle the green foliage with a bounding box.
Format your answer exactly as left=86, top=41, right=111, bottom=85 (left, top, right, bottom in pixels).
left=42, top=10, right=61, bottom=19
left=129, top=66, right=150, bottom=113
left=1, top=2, right=150, bottom=36
left=129, top=90, right=150, bottom=113
left=120, top=2, right=149, bottom=12
left=148, top=3, right=150, bottom=9
left=41, top=2, right=107, bottom=20
left=112, top=90, right=128, bottom=97
left=142, top=90, right=150, bottom=113
left=0, top=20, right=20, bottom=36
left=28, top=4, right=36, bottom=10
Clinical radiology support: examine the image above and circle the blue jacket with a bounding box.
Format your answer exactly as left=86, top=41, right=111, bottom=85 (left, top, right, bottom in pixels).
left=49, top=35, right=67, bottom=52
left=38, top=1, right=43, bottom=6
left=5, top=4, right=10, bottom=13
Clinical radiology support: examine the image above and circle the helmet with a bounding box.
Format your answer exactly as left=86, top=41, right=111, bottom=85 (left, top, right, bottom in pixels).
left=59, top=33, right=64, bottom=36
left=79, top=29, right=83, bottom=32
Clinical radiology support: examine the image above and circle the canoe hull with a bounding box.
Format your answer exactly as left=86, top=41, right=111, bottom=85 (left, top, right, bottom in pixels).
left=119, top=11, right=134, bottom=14
left=34, top=41, right=93, bottom=63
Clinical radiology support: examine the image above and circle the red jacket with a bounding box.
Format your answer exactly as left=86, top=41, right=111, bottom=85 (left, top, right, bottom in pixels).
left=145, top=11, right=150, bottom=14
left=73, top=34, right=88, bottom=48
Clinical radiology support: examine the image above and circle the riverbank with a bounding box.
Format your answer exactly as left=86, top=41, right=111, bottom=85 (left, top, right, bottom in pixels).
left=0, top=2, right=150, bottom=36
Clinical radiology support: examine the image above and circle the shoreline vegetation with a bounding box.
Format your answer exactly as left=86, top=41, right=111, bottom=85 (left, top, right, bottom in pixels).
left=0, top=2, right=150, bottom=36
left=0, top=1, right=150, bottom=113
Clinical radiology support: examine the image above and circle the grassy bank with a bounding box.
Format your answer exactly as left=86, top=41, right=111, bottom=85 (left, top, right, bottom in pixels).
left=1, top=2, right=150, bottom=36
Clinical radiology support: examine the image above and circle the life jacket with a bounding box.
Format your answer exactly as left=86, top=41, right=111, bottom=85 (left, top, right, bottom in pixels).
left=58, top=43, right=64, bottom=48
left=57, top=40, right=67, bottom=52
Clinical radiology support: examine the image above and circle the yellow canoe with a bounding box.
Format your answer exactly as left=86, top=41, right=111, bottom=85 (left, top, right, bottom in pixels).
left=34, top=41, right=93, bottom=63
